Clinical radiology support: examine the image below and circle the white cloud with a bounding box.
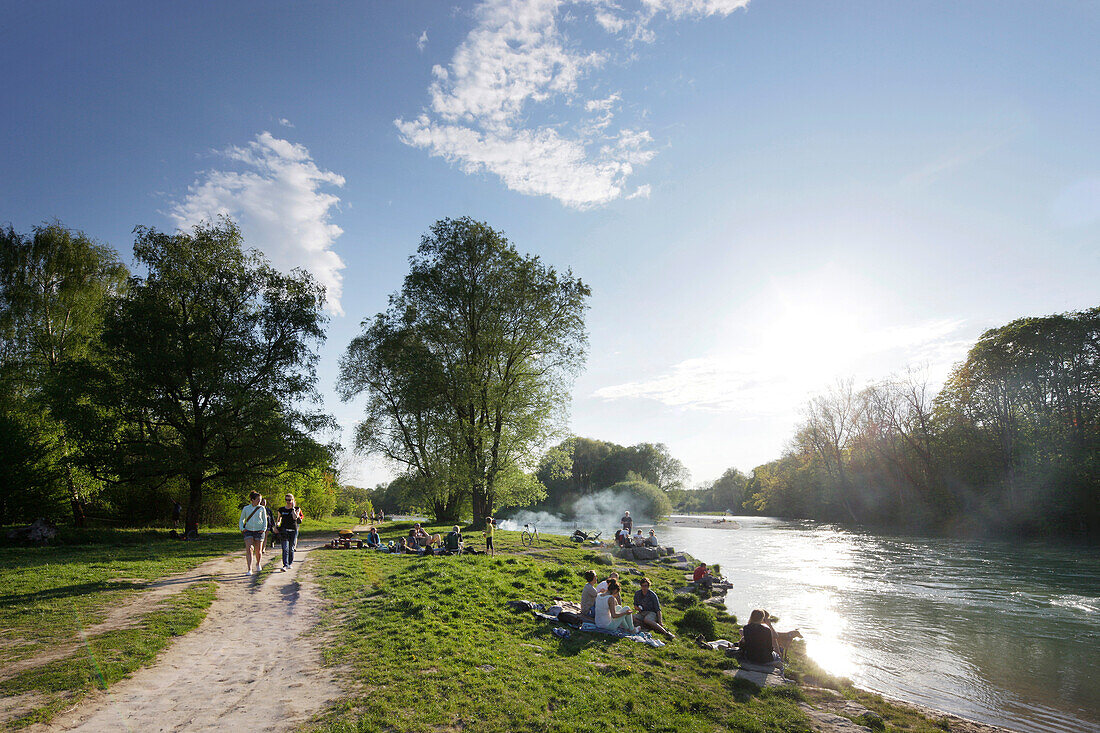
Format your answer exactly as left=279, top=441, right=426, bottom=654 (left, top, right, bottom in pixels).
left=417, top=30, right=429, bottom=51
left=170, top=132, right=347, bottom=315
left=593, top=318, right=973, bottom=416
left=278, top=117, right=295, bottom=128
left=396, top=0, right=748, bottom=208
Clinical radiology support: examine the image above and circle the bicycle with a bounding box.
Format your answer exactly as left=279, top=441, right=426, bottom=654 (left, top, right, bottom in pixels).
left=521, top=523, right=540, bottom=547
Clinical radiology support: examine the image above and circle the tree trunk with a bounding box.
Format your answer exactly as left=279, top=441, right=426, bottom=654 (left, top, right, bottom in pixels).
left=471, top=490, right=489, bottom=529
left=59, top=438, right=86, bottom=527
left=68, top=493, right=87, bottom=527
left=185, top=473, right=203, bottom=535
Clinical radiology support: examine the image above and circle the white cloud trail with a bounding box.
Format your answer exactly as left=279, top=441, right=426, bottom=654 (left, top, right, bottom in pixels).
left=170, top=132, right=347, bottom=315
left=396, top=0, right=749, bottom=208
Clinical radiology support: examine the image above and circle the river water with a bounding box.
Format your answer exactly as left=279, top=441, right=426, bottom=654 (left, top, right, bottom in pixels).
left=646, top=515, right=1100, bottom=733
left=533, top=514, right=1099, bottom=732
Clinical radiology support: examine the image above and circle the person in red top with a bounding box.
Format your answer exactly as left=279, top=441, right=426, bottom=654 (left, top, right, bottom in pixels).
left=692, top=562, right=714, bottom=589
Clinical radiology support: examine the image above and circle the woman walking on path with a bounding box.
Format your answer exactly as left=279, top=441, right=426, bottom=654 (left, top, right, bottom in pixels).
left=239, top=492, right=267, bottom=575
left=277, top=493, right=304, bottom=571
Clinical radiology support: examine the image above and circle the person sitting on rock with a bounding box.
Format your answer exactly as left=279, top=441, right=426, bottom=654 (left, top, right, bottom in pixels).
left=644, top=529, right=659, bottom=547
left=633, top=577, right=675, bottom=639
left=692, top=562, right=714, bottom=590
left=632, top=530, right=646, bottom=547
left=738, top=609, right=783, bottom=665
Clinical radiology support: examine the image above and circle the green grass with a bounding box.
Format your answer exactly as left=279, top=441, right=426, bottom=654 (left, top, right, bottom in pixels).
left=0, top=528, right=243, bottom=663
left=305, top=524, right=813, bottom=733
left=0, top=581, right=217, bottom=728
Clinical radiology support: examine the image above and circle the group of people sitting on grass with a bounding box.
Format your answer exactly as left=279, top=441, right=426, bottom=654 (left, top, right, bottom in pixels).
left=357, top=522, right=471, bottom=556
left=579, top=570, right=677, bottom=639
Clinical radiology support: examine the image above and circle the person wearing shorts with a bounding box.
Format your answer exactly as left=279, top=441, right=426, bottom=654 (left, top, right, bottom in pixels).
left=484, top=516, right=495, bottom=557
left=633, top=577, right=675, bottom=639
left=239, top=491, right=267, bottom=576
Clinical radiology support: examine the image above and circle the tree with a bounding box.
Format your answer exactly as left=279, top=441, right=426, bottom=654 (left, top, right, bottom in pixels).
left=60, top=219, right=333, bottom=534
left=800, top=378, right=862, bottom=521
left=0, top=222, right=128, bottom=524
left=341, top=218, right=589, bottom=526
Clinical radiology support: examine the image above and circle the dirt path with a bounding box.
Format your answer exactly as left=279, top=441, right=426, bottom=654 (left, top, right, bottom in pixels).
left=2, top=552, right=242, bottom=683
left=31, top=537, right=341, bottom=733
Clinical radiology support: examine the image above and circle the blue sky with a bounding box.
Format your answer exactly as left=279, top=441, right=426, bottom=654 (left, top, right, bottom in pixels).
left=3, top=0, right=1098, bottom=488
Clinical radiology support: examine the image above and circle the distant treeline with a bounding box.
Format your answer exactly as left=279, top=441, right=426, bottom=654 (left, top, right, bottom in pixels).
left=738, top=308, right=1100, bottom=537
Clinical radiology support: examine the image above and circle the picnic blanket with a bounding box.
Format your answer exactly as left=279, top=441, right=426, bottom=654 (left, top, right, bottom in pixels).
left=579, top=622, right=665, bottom=648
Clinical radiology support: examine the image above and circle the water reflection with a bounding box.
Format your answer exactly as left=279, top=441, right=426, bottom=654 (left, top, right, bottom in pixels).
left=645, top=516, right=1100, bottom=733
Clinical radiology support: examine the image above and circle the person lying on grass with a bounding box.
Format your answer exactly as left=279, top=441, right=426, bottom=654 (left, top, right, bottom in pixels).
left=633, top=578, right=675, bottom=639
left=595, top=578, right=638, bottom=634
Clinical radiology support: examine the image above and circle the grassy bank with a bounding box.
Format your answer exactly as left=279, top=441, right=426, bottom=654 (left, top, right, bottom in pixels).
left=306, top=522, right=982, bottom=733
left=306, top=523, right=812, bottom=733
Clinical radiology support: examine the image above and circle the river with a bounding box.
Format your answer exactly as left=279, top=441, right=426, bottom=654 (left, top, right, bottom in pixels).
left=523, top=514, right=1100, bottom=732
left=642, top=515, right=1100, bottom=733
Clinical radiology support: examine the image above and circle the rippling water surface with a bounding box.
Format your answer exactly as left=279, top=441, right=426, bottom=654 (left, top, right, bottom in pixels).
left=637, top=516, right=1100, bottom=733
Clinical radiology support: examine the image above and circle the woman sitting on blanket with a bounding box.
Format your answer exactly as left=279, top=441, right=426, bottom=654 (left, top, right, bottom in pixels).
left=581, top=570, right=599, bottom=619
left=595, top=578, right=639, bottom=634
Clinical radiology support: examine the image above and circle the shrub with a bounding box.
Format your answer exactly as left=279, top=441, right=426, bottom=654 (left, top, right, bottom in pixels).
left=675, top=606, right=718, bottom=640
left=605, top=478, right=673, bottom=522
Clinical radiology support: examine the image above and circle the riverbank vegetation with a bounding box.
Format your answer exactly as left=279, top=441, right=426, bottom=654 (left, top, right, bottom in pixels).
left=740, top=308, right=1100, bottom=537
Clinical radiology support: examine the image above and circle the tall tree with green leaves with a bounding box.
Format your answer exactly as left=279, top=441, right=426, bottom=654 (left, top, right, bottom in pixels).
left=0, top=222, right=128, bottom=524
left=342, top=217, right=590, bottom=526
left=59, top=219, right=333, bottom=534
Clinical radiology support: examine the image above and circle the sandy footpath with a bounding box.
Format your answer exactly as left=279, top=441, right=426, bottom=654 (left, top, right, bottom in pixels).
left=31, top=537, right=341, bottom=733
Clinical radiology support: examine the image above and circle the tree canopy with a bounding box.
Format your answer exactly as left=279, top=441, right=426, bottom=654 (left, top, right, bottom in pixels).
left=340, top=217, right=589, bottom=525
left=58, top=219, right=333, bottom=533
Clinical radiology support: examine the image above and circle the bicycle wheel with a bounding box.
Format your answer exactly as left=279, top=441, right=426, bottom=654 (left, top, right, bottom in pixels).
left=521, top=530, right=533, bottom=547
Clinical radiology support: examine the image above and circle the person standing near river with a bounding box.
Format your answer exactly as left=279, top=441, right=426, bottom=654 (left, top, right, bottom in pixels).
left=277, top=493, right=303, bottom=571
left=620, top=510, right=632, bottom=532
left=239, top=492, right=267, bottom=575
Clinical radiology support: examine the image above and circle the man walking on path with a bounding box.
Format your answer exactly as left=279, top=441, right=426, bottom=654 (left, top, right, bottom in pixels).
left=277, top=494, right=303, bottom=571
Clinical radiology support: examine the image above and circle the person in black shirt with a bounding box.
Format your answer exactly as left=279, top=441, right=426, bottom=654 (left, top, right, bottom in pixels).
left=277, top=494, right=303, bottom=571
left=739, top=609, right=781, bottom=664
